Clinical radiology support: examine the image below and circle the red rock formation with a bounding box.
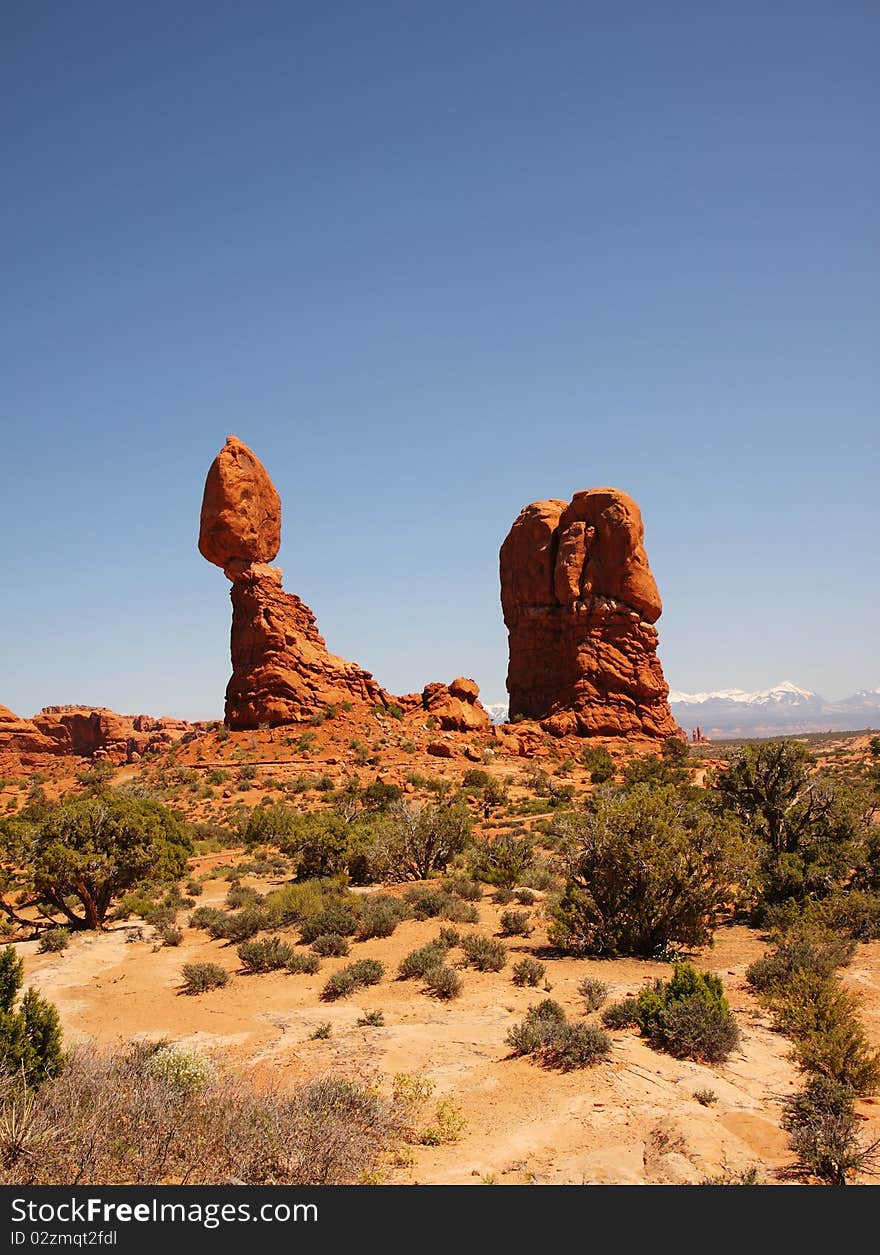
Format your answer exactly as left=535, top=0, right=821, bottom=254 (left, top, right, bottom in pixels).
left=200, top=437, right=390, bottom=728
left=0, top=705, right=193, bottom=769
left=500, top=488, right=676, bottom=738
left=420, top=678, right=492, bottom=733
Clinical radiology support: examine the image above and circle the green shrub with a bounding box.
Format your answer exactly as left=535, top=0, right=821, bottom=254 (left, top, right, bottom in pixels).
left=356, top=1010, right=385, bottom=1027
left=445, top=876, right=483, bottom=901
left=512, top=958, right=545, bottom=987
left=514, top=888, right=537, bottom=906
left=746, top=925, right=855, bottom=995
left=321, top=969, right=357, bottom=1001
left=635, top=962, right=740, bottom=1063
left=499, top=909, right=532, bottom=937
left=544, top=1022, right=612, bottom=1070
left=438, top=927, right=461, bottom=948
left=491, top=888, right=515, bottom=906
left=693, top=1088, right=717, bottom=1106
left=0, top=946, right=63, bottom=1086
left=299, top=903, right=360, bottom=944
left=782, top=1076, right=880, bottom=1184
left=461, top=935, right=507, bottom=972
left=601, top=998, right=640, bottom=1029
left=441, top=897, right=479, bottom=924
left=506, top=1000, right=566, bottom=1056
left=37, top=928, right=69, bottom=954
left=188, top=906, right=228, bottom=935
left=356, top=895, right=408, bottom=939
left=424, top=964, right=462, bottom=1000
left=186, top=879, right=203, bottom=897
left=225, top=884, right=262, bottom=910
left=311, top=933, right=350, bottom=957
left=470, top=832, right=535, bottom=890
left=578, top=977, right=608, bottom=1012
left=398, top=942, right=449, bottom=980
left=284, top=952, right=320, bottom=975
left=766, top=971, right=880, bottom=1094
left=181, top=963, right=229, bottom=994
left=156, top=923, right=183, bottom=947
left=581, top=745, right=615, bottom=784
left=237, top=936, right=296, bottom=973
left=222, top=908, right=267, bottom=942
left=403, top=888, right=447, bottom=919
left=547, top=786, right=749, bottom=956
left=321, top=959, right=384, bottom=1001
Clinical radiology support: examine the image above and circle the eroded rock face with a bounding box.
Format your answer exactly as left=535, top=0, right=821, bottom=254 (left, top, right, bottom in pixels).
left=199, top=437, right=390, bottom=728
left=500, top=488, right=676, bottom=738
left=0, top=705, right=192, bottom=769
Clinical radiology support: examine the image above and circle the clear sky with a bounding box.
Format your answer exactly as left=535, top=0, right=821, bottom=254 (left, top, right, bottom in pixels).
left=2, top=1, right=878, bottom=720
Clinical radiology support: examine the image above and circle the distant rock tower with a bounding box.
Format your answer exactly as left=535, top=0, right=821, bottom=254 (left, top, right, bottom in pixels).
left=500, top=488, right=676, bottom=737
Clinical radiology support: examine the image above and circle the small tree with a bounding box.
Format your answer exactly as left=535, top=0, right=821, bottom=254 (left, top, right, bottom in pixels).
left=548, top=785, right=751, bottom=956
left=469, top=831, right=534, bottom=889
left=713, top=741, right=864, bottom=908
left=368, top=799, right=471, bottom=881
left=0, top=946, right=63, bottom=1085
left=0, top=793, right=191, bottom=930
left=783, top=1077, right=880, bottom=1184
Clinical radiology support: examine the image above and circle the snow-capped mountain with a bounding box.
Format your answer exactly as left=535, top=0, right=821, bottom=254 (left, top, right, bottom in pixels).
left=670, top=681, right=880, bottom=738
left=483, top=701, right=509, bottom=725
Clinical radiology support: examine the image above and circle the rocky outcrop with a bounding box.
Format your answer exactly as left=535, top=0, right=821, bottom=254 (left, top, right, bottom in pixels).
left=0, top=705, right=192, bottom=769
left=500, top=489, right=676, bottom=738
left=200, top=436, right=390, bottom=728
left=420, top=678, right=492, bottom=733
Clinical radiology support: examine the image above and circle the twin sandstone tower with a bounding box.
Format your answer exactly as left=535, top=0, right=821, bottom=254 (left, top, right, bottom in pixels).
left=199, top=436, right=675, bottom=739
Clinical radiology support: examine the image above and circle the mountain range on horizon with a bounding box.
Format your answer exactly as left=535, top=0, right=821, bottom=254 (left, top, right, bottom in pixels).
left=484, top=681, right=880, bottom=739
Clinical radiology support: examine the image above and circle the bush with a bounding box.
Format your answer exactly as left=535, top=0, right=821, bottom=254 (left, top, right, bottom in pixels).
left=547, top=786, right=750, bottom=956
left=188, top=906, right=228, bottom=935
left=782, top=1076, right=880, bottom=1184
left=356, top=1009, right=385, bottom=1027
left=601, top=998, right=640, bottom=1029
left=438, top=927, right=461, bottom=948
left=402, top=888, right=447, bottom=920
left=441, top=897, right=480, bottom=925
left=236, top=937, right=296, bottom=973
left=445, top=876, right=483, bottom=901
left=299, top=903, right=360, bottom=944
left=582, top=745, right=615, bottom=784
left=368, top=800, right=472, bottom=880
left=423, top=965, right=462, bottom=1000
left=321, top=969, right=357, bottom=1001
left=514, top=888, right=537, bottom=906
left=222, top=908, right=268, bottom=943
left=0, top=1044, right=406, bottom=1184
left=181, top=963, right=229, bottom=994
left=0, top=946, right=64, bottom=1086
left=311, top=933, right=350, bottom=957
left=156, top=923, right=183, bottom=947
left=635, top=963, right=740, bottom=1063
left=499, top=909, right=532, bottom=937
left=512, top=958, right=545, bottom=987
left=356, top=895, right=408, bottom=939
left=544, top=1023, right=612, bottom=1070
left=506, top=1000, right=566, bottom=1056
left=398, top=942, right=449, bottom=981
left=321, top=959, right=384, bottom=1001
left=461, top=935, right=507, bottom=972
left=37, top=928, right=69, bottom=954
left=492, top=887, right=515, bottom=905
left=225, top=885, right=262, bottom=910
left=470, top=832, right=535, bottom=889
left=765, top=971, right=880, bottom=1094
left=746, top=926, right=855, bottom=995
left=578, top=977, right=608, bottom=1012
left=284, top=952, right=320, bottom=976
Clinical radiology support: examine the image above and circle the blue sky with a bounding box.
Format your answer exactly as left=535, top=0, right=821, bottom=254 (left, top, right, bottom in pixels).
left=2, top=1, right=877, bottom=719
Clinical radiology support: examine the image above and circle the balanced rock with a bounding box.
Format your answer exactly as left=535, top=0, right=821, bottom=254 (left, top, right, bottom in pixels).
left=199, top=435, right=282, bottom=575
left=500, top=488, right=676, bottom=738
left=199, top=437, right=390, bottom=728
